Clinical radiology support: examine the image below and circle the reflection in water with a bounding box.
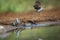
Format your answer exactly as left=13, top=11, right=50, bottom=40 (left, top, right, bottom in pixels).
left=0, top=25, right=10, bottom=38
left=38, top=38, right=43, bottom=40
left=0, top=21, right=60, bottom=38
left=15, top=30, right=21, bottom=38
left=15, top=29, right=23, bottom=40
left=0, top=33, right=10, bottom=38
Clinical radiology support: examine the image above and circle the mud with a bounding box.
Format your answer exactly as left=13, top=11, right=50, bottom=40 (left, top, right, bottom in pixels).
left=0, top=8, right=60, bottom=24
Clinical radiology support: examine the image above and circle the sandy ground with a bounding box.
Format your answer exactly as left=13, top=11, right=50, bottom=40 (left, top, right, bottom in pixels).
left=0, top=8, right=60, bottom=24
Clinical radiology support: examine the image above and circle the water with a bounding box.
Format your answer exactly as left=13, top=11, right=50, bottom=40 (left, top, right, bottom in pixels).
left=38, top=38, right=43, bottom=40
left=0, top=33, right=10, bottom=38
left=0, top=21, right=60, bottom=38
left=24, top=23, right=50, bottom=29
left=0, top=25, right=11, bottom=38
left=15, top=30, right=21, bottom=38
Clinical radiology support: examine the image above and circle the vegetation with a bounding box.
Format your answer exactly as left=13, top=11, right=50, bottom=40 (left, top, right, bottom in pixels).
left=0, top=0, right=60, bottom=12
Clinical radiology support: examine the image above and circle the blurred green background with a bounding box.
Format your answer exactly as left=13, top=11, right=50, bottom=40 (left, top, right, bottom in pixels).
left=0, top=0, right=60, bottom=12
